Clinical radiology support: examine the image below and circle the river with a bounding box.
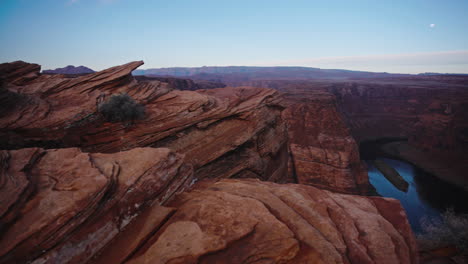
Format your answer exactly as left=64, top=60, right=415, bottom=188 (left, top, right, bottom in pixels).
left=367, top=158, right=468, bottom=234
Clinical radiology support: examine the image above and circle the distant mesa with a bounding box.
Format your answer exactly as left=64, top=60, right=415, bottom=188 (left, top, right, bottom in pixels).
left=132, top=66, right=412, bottom=81
left=42, top=65, right=95, bottom=75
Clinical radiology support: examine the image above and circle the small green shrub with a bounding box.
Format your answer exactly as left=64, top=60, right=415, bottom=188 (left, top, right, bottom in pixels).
left=417, top=209, right=468, bottom=253
left=98, top=93, right=145, bottom=123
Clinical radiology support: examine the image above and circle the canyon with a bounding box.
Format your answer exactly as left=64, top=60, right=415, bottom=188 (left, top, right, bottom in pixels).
left=1, top=61, right=468, bottom=263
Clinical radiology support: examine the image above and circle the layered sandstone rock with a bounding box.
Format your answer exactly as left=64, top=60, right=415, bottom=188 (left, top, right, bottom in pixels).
left=0, top=61, right=421, bottom=264
left=328, top=80, right=468, bottom=154
left=0, top=60, right=41, bottom=85
left=0, top=61, right=288, bottom=182
left=0, top=147, right=193, bottom=264
left=234, top=78, right=468, bottom=193
left=281, top=89, right=370, bottom=194
left=124, top=179, right=418, bottom=264
left=0, top=155, right=418, bottom=264
left=213, top=80, right=370, bottom=194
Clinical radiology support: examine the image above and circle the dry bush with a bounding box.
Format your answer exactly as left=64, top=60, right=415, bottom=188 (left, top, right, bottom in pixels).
left=417, top=209, right=468, bottom=253
left=98, top=93, right=145, bottom=123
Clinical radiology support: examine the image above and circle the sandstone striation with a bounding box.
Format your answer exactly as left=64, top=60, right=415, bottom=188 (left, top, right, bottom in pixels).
left=0, top=147, right=193, bottom=264
left=0, top=154, right=419, bottom=264
left=0, top=61, right=288, bottom=182
left=281, top=88, right=370, bottom=194
left=231, top=78, right=468, bottom=193
left=125, top=179, right=418, bottom=264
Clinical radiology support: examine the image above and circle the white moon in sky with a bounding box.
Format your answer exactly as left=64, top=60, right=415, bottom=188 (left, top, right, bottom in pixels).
left=430, top=24, right=436, bottom=28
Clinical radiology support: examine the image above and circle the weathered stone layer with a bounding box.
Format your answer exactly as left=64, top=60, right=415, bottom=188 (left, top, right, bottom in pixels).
left=0, top=61, right=289, bottom=183
left=0, top=147, right=193, bottom=264
left=125, top=179, right=418, bottom=264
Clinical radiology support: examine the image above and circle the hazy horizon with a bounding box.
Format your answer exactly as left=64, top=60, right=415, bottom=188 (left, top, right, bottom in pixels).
left=1, top=0, right=468, bottom=74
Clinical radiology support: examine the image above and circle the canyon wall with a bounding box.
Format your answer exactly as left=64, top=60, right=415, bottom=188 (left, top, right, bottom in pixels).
left=328, top=80, right=468, bottom=154
left=281, top=89, right=370, bottom=194
left=234, top=78, right=468, bottom=191
left=221, top=80, right=371, bottom=194
left=327, top=79, right=468, bottom=190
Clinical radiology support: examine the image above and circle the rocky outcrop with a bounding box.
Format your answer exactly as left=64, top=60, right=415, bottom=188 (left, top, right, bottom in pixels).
left=123, top=179, right=418, bottom=264
left=216, top=80, right=370, bottom=194
left=0, top=61, right=289, bottom=182
left=280, top=88, right=370, bottom=194
left=0, top=147, right=193, bottom=264
left=0, top=60, right=41, bottom=86
left=0, top=153, right=418, bottom=264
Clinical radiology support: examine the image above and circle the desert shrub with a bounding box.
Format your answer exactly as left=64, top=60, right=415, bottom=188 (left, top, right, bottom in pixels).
left=98, top=93, right=145, bottom=123
left=417, top=209, right=468, bottom=252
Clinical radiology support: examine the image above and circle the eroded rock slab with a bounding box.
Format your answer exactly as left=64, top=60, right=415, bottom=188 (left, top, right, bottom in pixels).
left=125, top=179, right=418, bottom=264
left=282, top=89, right=370, bottom=194
left=0, top=147, right=193, bottom=264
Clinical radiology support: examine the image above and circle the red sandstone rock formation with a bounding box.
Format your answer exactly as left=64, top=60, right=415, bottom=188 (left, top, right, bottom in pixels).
left=0, top=149, right=418, bottom=264
left=0, top=61, right=420, bottom=264
left=233, top=78, right=468, bottom=192
left=122, top=179, right=418, bottom=264
left=281, top=89, right=370, bottom=194
left=0, top=147, right=193, bottom=264
left=0, top=61, right=289, bottom=182
left=0, top=60, right=41, bottom=85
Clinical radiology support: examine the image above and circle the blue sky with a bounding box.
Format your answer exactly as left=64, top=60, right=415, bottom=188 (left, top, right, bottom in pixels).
left=1, top=0, right=468, bottom=73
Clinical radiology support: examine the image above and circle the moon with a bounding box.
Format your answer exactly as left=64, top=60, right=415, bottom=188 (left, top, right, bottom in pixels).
left=430, top=24, right=436, bottom=28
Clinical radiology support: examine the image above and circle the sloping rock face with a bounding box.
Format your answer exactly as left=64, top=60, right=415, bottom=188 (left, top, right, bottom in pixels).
left=0, top=147, right=193, bottom=264
left=0, top=60, right=41, bottom=86
left=124, top=179, right=418, bottom=264
left=209, top=80, right=370, bottom=194
left=0, top=61, right=288, bottom=182
left=282, top=89, right=370, bottom=194
left=0, top=154, right=418, bottom=264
